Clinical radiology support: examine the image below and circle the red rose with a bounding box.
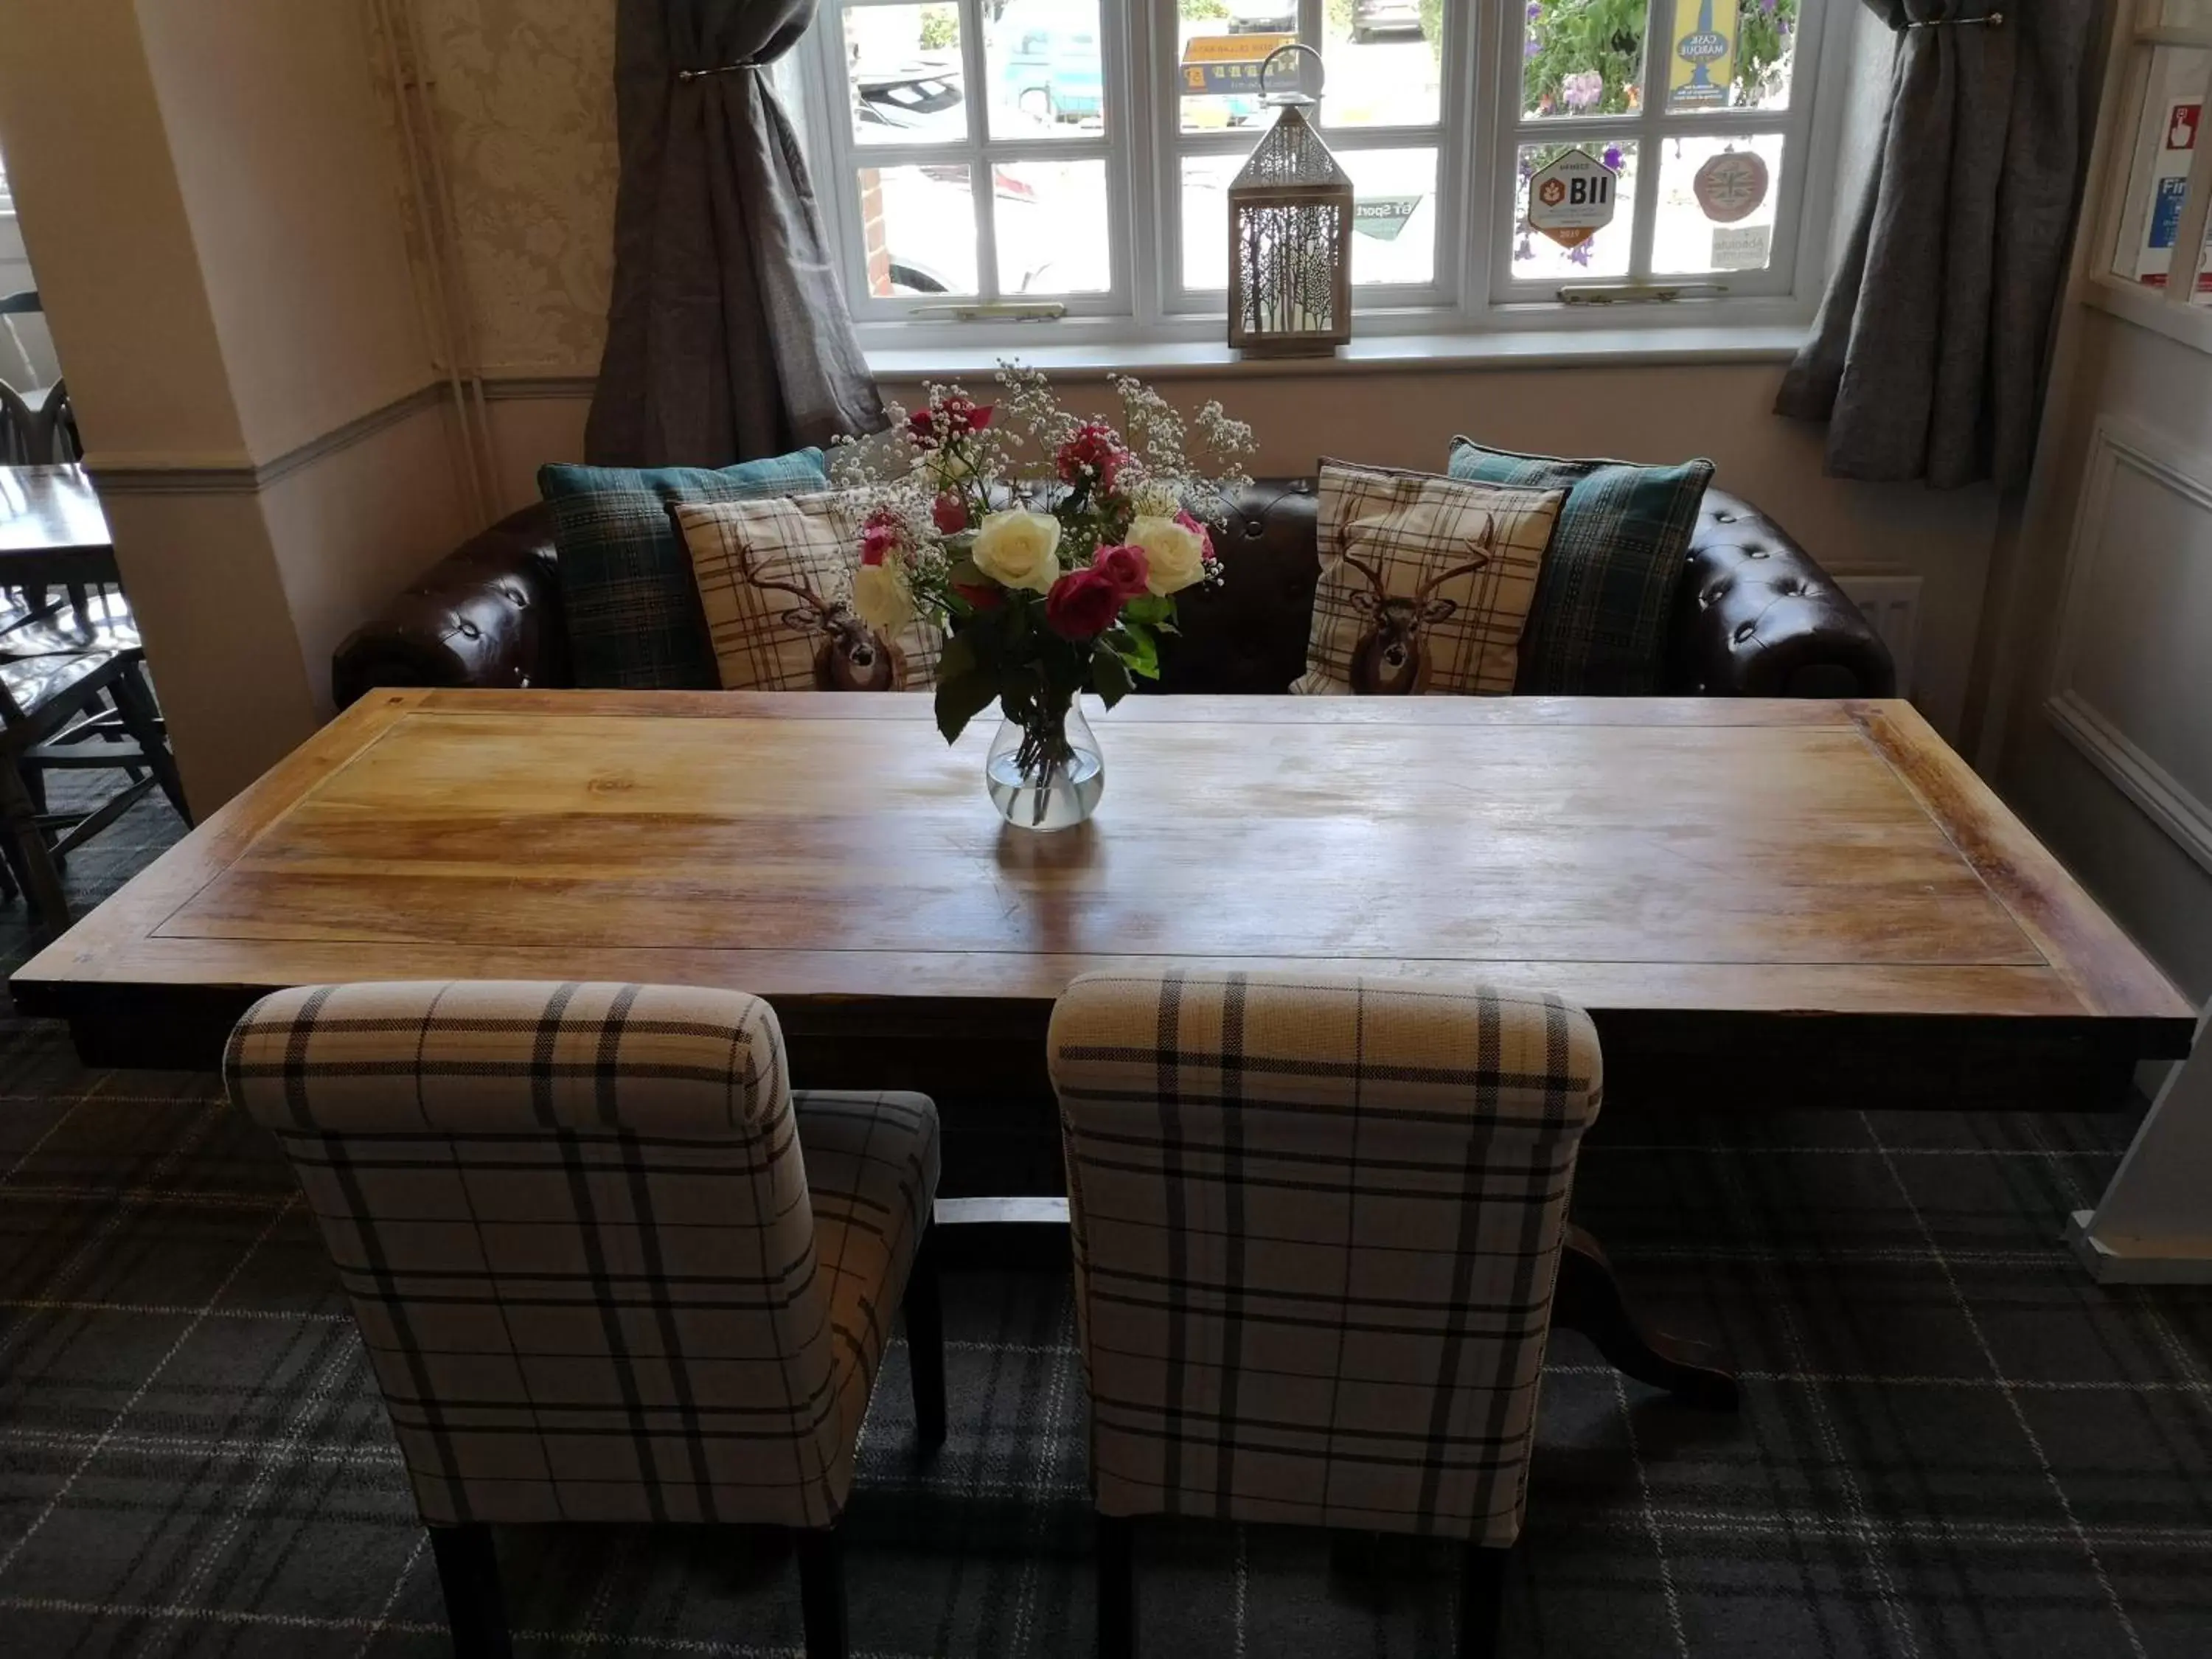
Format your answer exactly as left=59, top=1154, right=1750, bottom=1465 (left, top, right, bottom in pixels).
left=1092, top=543, right=1151, bottom=597
left=1056, top=421, right=1131, bottom=492
left=910, top=397, right=994, bottom=450
left=1045, top=566, right=1124, bottom=639
left=860, top=507, right=902, bottom=566
left=932, top=492, right=970, bottom=535
left=954, top=581, right=1006, bottom=611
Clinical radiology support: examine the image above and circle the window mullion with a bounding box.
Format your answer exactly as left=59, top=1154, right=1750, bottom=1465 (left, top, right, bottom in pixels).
left=1627, top=0, right=1675, bottom=282
left=956, top=0, right=1000, bottom=302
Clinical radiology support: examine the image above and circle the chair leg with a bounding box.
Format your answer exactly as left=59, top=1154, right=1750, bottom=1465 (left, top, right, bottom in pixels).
left=109, top=661, right=190, bottom=824
left=796, top=1524, right=849, bottom=1659
left=429, top=1523, right=512, bottom=1659
left=0, top=755, right=67, bottom=928
left=1456, top=1541, right=1507, bottom=1659
left=1097, top=1513, right=1135, bottom=1659
left=904, top=1221, right=947, bottom=1452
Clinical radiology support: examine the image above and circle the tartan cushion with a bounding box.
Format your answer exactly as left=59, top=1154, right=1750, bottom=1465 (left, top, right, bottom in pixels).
left=540, top=448, right=829, bottom=689
left=1295, top=462, right=1565, bottom=696
left=223, top=980, right=939, bottom=1531
left=1048, top=970, right=1603, bottom=1546
left=672, top=493, right=942, bottom=692
left=1447, top=437, right=1714, bottom=695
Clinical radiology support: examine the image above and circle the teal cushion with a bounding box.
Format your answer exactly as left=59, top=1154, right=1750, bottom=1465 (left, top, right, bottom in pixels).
left=1447, top=438, right=1714, bottom=696
left=540, top=449, right=830, bottom=689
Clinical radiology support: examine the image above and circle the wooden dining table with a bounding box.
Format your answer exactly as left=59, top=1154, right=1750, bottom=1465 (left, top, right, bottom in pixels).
left=0, top=464, right=118, bottom=591
left=11, top=689, right=2197, bottom=1407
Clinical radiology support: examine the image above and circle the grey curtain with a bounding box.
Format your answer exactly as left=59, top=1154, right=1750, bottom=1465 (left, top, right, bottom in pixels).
left=587, top=0, right=884, bottom=467
left=1774, top=2, right=2098, bottom=489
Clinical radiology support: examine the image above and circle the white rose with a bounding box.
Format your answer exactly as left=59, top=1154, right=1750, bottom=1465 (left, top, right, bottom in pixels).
left=1127, top=514, right=1206, bottom=596
left=850, top=563, right=916, bottom=633
left=971, top=509, right=1063, bottom=593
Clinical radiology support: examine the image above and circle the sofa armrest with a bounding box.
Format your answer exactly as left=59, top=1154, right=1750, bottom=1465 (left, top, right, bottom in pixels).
left=332, top=504, right=570, bottom=707
left=1666, top=490, right=1897, bottom=699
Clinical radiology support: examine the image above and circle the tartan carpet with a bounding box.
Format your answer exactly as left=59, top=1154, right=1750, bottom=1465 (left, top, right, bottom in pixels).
left=2, top=790, right=2211, bottom=1655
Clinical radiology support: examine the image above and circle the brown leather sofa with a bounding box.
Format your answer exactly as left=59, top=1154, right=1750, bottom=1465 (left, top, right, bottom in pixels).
left=333, top=478, right=1895, bottom=706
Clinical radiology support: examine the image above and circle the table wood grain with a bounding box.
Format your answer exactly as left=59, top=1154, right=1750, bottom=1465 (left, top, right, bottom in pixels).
left=13, top=691, right=2194, bottom=1106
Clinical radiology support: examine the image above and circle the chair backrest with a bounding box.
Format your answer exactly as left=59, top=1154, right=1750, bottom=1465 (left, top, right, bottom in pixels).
left=225, top=979, right=855, bottom=1529
left=1048, top=970, right=1603, bottom=1547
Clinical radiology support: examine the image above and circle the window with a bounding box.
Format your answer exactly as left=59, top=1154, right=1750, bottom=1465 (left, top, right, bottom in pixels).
left=796, top=0, right=1837, bottom=349
left=2101, top=1, right=2212, bottom=316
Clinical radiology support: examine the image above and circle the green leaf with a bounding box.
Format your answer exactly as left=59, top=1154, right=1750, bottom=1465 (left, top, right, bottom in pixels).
left=1091, top=647, right=1134, bottom=708
left=934, top=668, right=1001, bottom=745
left=936, top=632, right=978, bottom=685
left=1122, top=594, right=1175, bottom=629
left=1108, top=620, right=1161, bottom=681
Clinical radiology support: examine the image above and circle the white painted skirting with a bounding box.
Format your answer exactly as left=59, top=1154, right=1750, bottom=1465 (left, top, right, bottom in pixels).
left=2066, top=1210, right=2212, bottom=1284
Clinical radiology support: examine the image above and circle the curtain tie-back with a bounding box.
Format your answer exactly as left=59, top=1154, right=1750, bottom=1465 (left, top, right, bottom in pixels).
left=675, top=60, right=759, bottom=82
left=1899, top=10, right=2003, bottom=27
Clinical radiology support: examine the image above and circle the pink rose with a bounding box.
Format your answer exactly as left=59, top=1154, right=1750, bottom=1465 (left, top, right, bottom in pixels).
left=1175, top=508, right=1217, bottom=568
left=1044, top=566, right=1124, bottom=639
left=860, top=507, right=902, bottom=567
left=1092, top=543, right=1151, bottom=597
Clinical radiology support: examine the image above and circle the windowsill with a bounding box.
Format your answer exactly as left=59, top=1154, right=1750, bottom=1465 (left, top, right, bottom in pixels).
left=2081, top=272, right=2212, bottom=357
left=863, top=323, right=1811, bottom=380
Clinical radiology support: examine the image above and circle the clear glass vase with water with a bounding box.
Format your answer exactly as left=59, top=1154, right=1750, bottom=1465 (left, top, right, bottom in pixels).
left=985, top=698, right=1104, bottom=831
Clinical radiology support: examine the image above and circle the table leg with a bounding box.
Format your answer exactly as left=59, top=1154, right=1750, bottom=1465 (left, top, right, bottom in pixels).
left=1552, top=1224, right=1739, bottom=1411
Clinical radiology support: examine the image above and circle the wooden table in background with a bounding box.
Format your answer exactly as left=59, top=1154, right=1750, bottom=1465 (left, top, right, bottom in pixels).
left=0, top=465, right=118, bottom=591
left=14, top=692, right=2194, bottom=1407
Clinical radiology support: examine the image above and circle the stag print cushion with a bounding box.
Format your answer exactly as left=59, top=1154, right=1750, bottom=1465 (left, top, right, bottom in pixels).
left=1293, top=462, right=1565, bottom=698
left=672, top=493, right=942, bottom=692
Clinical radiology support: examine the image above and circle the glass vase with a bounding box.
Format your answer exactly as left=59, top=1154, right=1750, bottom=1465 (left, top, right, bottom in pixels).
left=985, top=698, right=1105, bottom=832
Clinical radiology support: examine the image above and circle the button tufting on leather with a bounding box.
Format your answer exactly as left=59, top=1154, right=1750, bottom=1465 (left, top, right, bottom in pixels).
left=1245, top=521, right=1265, bottom=538
left=457, top=620, right=482, bottom=641
left=1733, top=622, right=1756, bottom=644
left=1746, top=547, right=1769, bottom=560
left=1714, top=511, right=1735, bottom=523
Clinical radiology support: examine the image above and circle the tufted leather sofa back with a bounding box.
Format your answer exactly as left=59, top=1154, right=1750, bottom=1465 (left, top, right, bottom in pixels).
left=333, top=477, right=1893, bottom=705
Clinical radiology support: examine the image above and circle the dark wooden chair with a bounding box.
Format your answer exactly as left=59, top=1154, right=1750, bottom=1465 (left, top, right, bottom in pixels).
left=0, top=649, right=187, bottom=928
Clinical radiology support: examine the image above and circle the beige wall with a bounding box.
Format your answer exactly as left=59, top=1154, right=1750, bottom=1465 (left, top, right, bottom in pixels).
left=0, top=0, right=470, bottom=812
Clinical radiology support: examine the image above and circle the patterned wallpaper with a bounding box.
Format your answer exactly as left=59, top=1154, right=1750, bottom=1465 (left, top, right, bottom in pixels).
left=387, top=0, right=619, bottom=378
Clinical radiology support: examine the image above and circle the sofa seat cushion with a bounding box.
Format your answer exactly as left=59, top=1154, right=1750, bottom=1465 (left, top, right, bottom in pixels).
left=540, top=448, right=829, bottom=691
left=1294, top=462, right=1565, bottom=696
left=1448, top=438, right=1714, bottom=696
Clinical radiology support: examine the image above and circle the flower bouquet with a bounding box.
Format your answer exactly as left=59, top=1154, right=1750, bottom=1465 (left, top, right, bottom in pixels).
left=831, top=364, right=1256, bottom=830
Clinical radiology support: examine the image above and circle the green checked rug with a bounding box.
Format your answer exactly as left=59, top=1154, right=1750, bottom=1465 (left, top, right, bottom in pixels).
left=2, top=782, right=2211, bottom=1656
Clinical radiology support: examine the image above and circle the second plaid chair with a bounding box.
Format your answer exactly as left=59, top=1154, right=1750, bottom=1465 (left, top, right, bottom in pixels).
left=225, top=980, right=942, bottom=1659
left=1048, top=970, right=1604, bottom=1659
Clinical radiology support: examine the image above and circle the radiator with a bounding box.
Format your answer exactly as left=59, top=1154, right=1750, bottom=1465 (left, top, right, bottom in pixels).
left=1831, top=570, right=1923, bottom=698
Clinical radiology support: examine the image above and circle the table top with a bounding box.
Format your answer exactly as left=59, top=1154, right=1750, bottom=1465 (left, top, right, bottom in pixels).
left=0, top=465, right=111, bottom=558
left=13, top=691, right=2194, bottom=1065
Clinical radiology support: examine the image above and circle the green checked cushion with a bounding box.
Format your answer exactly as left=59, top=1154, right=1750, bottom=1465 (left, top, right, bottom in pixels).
left=1447, top=438, right=1714, bottom=696
left=540, top=448, right=829, bottom=689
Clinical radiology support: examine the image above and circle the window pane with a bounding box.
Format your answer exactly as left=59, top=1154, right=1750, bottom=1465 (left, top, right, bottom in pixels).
left=995, top=160, right=1113, bottom=293
left=846, top=4, right=969, bottom=147
left=1321, top=1, right=1441, bottom=129
left=1180, top=153, right=1241, bottom=291
left=1522, top=0, right=1647, bottom=119
left=2149, top=0, right=2212, bottom=29
left=1660, top=0, right=1798, bottom=114
left=1342, top=148, right=1438, bottom=285
left=1651, top=133, right=1784, bottom=274
left=2109, top=46, right=2210, bottom=291
left=1176, top=13, right=1294, bottom=136
left=1512, top=140, right=1638, bottom=281
left=985, top=0, right=1105, bottom=138
left=861, top=164, right=980, bottom=297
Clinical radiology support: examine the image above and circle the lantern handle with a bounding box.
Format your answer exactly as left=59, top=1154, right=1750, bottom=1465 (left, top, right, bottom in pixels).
left=1258, top=42, right=1324, bottom=107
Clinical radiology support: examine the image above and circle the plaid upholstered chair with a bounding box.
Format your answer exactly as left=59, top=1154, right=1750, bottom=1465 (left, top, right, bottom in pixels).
left=1048, top=970, right=1604, bottom=1659
left=224, top=981, right=944, bottom=1659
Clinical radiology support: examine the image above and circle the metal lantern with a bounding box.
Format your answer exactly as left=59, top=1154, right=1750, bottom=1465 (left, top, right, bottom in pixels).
left=1228, top=45, right=1352, bottom=358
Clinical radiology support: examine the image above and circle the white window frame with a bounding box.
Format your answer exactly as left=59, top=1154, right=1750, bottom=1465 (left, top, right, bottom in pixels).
left=793, top=0, right=1852, bottom=357
left=2081, top=1, right=2212, bottom=355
